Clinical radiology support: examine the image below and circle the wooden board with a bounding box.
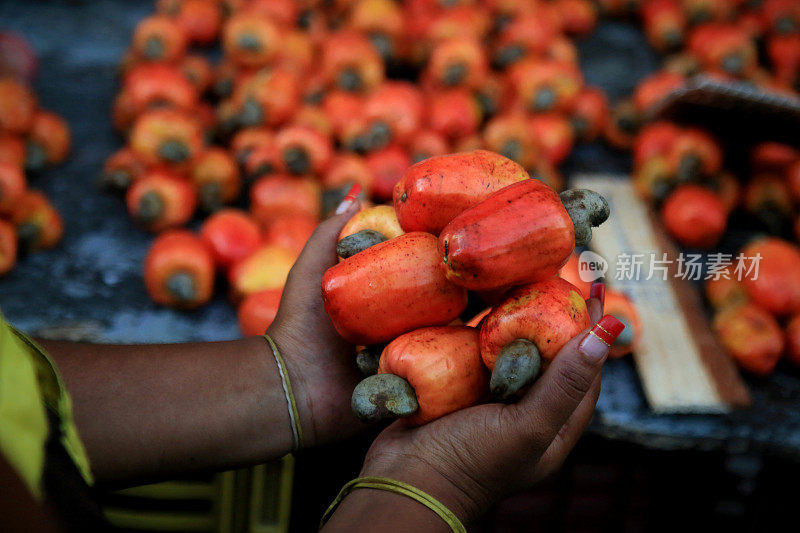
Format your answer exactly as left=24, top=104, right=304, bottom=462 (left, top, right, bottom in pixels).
left=572, top=175, right=751, bottom=413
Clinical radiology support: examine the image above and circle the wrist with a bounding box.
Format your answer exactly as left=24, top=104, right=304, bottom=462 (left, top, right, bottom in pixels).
left=264, top=325, right=317, bottom=448
left=358, top=452, right=490, bottom=525
left=323, top=481, right=454, bottom=533
left=264, top=324, right=363, bottom=450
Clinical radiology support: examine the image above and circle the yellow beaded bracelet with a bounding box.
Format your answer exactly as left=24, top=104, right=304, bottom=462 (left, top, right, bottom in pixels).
left=319, top=476, right=467, bottom=532
left=263, top=334, right=304, bottom=453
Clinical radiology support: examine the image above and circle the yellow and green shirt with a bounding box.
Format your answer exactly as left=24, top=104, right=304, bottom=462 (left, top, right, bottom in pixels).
left=0, top=311, right=102, bottom=528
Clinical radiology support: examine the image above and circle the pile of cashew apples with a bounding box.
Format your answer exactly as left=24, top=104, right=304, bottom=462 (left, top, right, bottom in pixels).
left=322, top=150, right=610, bottom=425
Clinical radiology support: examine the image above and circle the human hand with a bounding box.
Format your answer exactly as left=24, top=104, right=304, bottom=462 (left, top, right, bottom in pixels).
left=266, top=196, right=363, bottom=448
left=346, top=295, right=620, bottom=524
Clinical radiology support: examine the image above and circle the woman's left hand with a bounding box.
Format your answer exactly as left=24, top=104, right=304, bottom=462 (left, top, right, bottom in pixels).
left=266, top=199, right=365, bottom=448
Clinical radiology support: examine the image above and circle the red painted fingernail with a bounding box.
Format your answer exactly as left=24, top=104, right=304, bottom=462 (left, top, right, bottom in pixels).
left=335, top=183, right=362, bottom=214
left=578, top=315, right=625, bottom=361
left=590, top=281, right=605, bottom=307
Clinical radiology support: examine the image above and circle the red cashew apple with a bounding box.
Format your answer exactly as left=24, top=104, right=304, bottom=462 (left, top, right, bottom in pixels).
left=480, top=277, right=591, bottom=398
left=0, top=219, right=17, bottom=276
left=440, top=179, right=609, bottom=291
left=10, top=190, right=63, bottom=253
left=660, top=185, right=727, bottom=249
left=704, top=265, right=748, bottom=310
left=199, top=209, right=261, bottom=270
left=351, top=326, right=489, bottom=425
left=392, top=150, right=529, bottom=235
left=238, top=289, right=283, bottom=337
left=228, top=244, right=297, bottom=298
left=322, top=232, right=468, bottom=346
left=144, top=230, right=214, bottom=309
left=713, top=303, right=784, bottom=376
left=740, top=237, right=800, bottom=316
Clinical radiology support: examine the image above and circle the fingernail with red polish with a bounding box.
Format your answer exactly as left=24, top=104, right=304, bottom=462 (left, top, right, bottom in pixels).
left=590, top=281, right=605, bottom=307
left=579, top=315, right=625, bottom=362
left=335, top=183, right=362, bottom=215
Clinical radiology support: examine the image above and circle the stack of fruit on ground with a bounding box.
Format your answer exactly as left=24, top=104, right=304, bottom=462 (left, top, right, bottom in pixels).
left=608, top=1, right=800, bottom=261
left=603, top=0, right=800, bottom=149
left=638, top=137, right=800, bottom=251
left=703, top=231, right=800, bottom=377
left=103, top=0, right=616, bottom=335
left=603, top=0, right=800, bottom=378
left=588, top=1, right=800, bottom=264
left=619, top=0, right=800, bottom=252
left=103, top=0, right=800, bottom=370
left=323, top=151, right=610, bottom=424
left=0, top=69, right=70, bottom=277
left=612, top=1, right=800, bottom=253
left=631, top=129, right=800, bottom=377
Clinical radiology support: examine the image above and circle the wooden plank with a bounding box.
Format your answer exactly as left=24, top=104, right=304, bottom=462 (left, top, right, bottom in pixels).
left=572, top=175, right=751, bottom=413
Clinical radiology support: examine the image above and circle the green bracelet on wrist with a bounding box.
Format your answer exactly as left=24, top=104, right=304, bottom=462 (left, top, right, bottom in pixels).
left=263, top=333, right=304, bottom=453
left=319, top=476, right=467, bottom=532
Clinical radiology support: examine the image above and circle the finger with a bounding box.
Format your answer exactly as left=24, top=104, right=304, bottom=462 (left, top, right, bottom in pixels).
left=586, top=296, right=603, bottom=324
left=285, top=200, right=360, bottom=284
left=508, top=315, right=623, bottom=449
left=276, top=199, right=360, bottom=326
left=587, top=281, right=604, bottom=323
left=536, top=374, right=601, bottom=478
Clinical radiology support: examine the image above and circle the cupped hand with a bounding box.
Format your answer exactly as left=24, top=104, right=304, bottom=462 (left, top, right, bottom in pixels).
left=353, top=297, right=608, bottom=523
left=266, top=200, right=364, bottom=448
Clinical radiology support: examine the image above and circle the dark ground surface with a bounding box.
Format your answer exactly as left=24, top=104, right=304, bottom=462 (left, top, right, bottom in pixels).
left=0, top=0, right=240, bottom=342
left=1, top=2, right=800, bottom=530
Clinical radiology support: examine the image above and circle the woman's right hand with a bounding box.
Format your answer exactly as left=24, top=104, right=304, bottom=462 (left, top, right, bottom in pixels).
left=323, top=296, right=621, bottom=528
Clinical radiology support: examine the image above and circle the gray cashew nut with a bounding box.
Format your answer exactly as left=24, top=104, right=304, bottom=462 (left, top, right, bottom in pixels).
left=559, top=189, right=611, bottom=246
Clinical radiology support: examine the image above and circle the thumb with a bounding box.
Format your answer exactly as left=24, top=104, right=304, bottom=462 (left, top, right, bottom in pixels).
left=287, top=200, right=360, bottom=282
left=509, top=315, right=624, bottom=445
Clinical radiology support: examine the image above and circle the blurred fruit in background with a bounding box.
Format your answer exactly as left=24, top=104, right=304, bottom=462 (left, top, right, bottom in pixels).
left=558, top=252, right=591, bottom=299
left=100, top=147, right=147, bottom=194
left=603, top=99, right=641, bottom=149
left=129, top=108, right=204, bottom=170
left=11, top=190, right=63, bottom=253
left=238, top=288, right=282, bottom=336
left=126, top=169, right=198, bottom=232
left=0, top=219, right=17, bottom=276
left=604, top=290, right=642, bottom=358
left=0, top=162, right=26, bottom=216
left=144, top=230, right=214, bottom=309
left=190, top=146, right=240, bottom=212
left=661, top=184, right=727, bottom=249
left=740, top=237, right=800, bottom=317
left=568, top=87, right=608, bottom=143
left=25, top=110, right=71, bottom=171
left=0, top=32, right=37, bottom=83
left=0, top=77, right=36, bottom=134
left=713, top=303, right=784, bottom=376
left=89, top=0, right=800, bottom=351
left=0, top=36, right=69, bottom=278
left=199, top=209, right=261, bottom=270
left=705, top=265, right=748, bottom=311
left=132, top=15, right=188, bottom=63
left=263, top=214, right=316, bottom=255
left=786, top=313, right=800, bottom=366
left=228, top=243, right=296, bottom=299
